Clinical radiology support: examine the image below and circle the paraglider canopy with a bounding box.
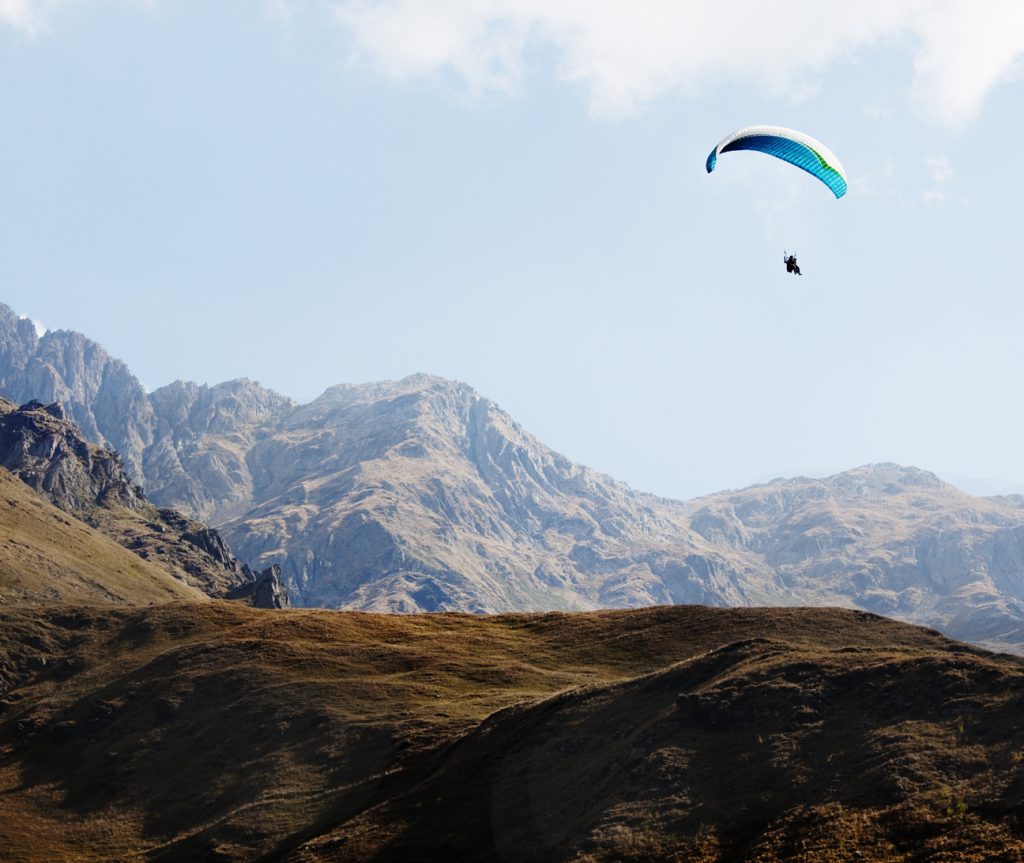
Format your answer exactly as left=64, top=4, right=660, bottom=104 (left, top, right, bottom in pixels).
left=706, top=125, right=847, bottom=199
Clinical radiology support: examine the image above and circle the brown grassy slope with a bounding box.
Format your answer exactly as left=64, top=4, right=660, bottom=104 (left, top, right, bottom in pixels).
left=0, top=468, right=205, bottom=606
left=0, top=397, right=263, bottom=599
left=309, top=639, right=1024, bottom=863
left=2, top=603, right=1023, bottom=862
left=82, top=503, right=264, bottom=598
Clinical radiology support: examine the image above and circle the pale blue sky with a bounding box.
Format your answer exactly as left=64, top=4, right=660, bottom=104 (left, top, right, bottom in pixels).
left=2, top=1, right=1024, bottom=499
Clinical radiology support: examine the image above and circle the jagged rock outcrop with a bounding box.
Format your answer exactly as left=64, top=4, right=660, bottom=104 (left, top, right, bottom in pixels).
left=0, top=396, right=281, bottom=605
left=226, top=564, right=290, bottom=609
left=0, top=398, right=145, bottom=512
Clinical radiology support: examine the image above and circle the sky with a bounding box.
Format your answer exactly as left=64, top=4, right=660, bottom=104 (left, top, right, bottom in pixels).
left=1, top=1, right=1024, bottom=499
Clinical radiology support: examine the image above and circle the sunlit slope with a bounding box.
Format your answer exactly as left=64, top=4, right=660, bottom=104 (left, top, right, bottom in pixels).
left=3, top=603, right=1022, bottom=862
left=0, top=468, right=205, bottom=605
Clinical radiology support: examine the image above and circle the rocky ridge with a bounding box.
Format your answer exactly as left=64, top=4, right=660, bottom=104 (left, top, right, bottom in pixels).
left=0, top=395, right=288, bottom=608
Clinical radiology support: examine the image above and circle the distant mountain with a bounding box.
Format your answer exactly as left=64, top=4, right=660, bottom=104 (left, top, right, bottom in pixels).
left=4, top=303, right=1024, bottom=650
left=145, top=377, right=295, bottom=522
left=3, top=603, right=1023, bottom=862
left=685, top=465, right=1024, bottom=652
left=220, top=374, right=765, bottom=614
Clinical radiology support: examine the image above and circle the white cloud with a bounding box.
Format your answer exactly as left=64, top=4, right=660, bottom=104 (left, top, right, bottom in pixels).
left=6, top=1, right=1021, bottom=130
left=16, top=313, right=46, bottom=336
left=336, top=0, right=533, bottom=96
left=0, top=0, right=46, bottom=36
left=910, top=0, right=1024, bottom=128
left=331, top=0, right=1024, bottom=126
left=0, top=0, right=154, bottom=37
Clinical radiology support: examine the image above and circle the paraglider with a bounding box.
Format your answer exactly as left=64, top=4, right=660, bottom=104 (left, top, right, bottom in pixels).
left=706, top=125, right=846, bottom=276
left=706, top=125, right=847, bottom=199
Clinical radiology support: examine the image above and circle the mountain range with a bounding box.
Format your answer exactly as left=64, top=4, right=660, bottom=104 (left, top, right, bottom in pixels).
left=2, top=444, right=1022, bottom=860
left=3, top=302, right=1024, bottom=860
left=3, top=303, right=1024, bottom=652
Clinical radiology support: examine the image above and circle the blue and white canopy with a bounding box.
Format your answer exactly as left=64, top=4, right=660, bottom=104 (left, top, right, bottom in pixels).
left=706, top=125, right=847, bottom=199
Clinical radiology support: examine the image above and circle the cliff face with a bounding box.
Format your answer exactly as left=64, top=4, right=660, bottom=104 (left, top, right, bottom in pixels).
left=144, top=378, right=295, bottom=523
left=221, top=375, right=743, bottom=613
left=0, top=313, right=154, bottom=480
left=6, top=304, right=1024, bottom=648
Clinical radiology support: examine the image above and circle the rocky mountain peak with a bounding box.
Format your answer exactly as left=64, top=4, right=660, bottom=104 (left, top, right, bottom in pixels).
left=226, top=563, right=290, bottom=609
left=141, top=378, right=294, bottom=523
left=149, top=377, right=294, bottom=436
left=0, top=303, right=154, bottom=480
left=312, top=373, right=455, bottom=409
left=822, top=462, right=948, bottom=495
left=0, top=305, right=41, bottom=394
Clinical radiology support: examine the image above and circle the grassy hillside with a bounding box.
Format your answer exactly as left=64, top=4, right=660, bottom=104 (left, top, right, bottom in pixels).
left=0, top=397, right=270, bottom=601
left=2, top=602, right=1022, bottom=862
left=0, top=468, right=206, bottom=606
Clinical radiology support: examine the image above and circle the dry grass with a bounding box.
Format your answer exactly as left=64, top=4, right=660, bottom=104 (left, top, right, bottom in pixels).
left=2, top=603, right=1023, bottom=861
left=0, top=469, right=204, bottom=606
